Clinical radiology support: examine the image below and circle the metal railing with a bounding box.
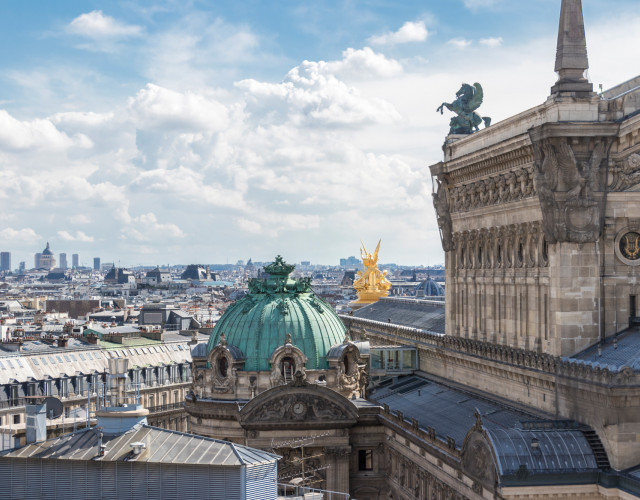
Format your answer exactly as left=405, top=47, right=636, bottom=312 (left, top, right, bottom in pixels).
left=147, top=402, right=184, bottom=414
left=277, top=483, right=349, bottom=500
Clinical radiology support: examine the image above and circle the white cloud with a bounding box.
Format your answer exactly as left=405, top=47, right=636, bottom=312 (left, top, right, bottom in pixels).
left=368, top=21, right=428, bottom=46
left=0, top=227, right=39, bottom=243
left=448, top=38, right=473, bottom=49
left=124, top=213, right=185, bottom=242
left=479, top=37, right=503, bottom=47
left=0, top=110, right=90, bottom=151
left=237, top=51, right=401, bottom=127
left=57, top=230, right=94, bottom=242
left=67, top=11, right=142, bottom=38
left=326, top=48, right=403, bottom=79
left=129, top=84, right=229, bottom=132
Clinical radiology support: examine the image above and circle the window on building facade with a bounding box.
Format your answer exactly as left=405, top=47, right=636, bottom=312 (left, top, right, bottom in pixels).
left=358, top=449, right=373, bottom=471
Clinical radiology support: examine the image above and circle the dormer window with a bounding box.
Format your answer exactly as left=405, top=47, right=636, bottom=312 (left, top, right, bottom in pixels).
left=281, top=356, right=295, bottom=383
left=217, top=357, right=228, bottom=379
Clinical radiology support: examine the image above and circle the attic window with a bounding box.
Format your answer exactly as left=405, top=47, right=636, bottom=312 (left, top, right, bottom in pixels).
left=281, top=356, right=295, bottom=383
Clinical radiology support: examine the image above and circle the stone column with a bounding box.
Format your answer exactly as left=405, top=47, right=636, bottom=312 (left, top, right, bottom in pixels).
left=324, top=446, right=350, bottom=495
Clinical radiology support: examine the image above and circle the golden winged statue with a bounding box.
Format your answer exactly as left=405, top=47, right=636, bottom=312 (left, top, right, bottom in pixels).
left=351, top=240, right=391, bottom=305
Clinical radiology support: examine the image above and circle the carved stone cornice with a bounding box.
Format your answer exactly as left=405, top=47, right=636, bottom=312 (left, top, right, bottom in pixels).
left=446, top=141, right=534, bottom=184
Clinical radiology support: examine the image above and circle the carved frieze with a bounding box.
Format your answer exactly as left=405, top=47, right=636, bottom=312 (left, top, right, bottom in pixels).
left=452, top=221, right=548, bottom=269
left=239, top=384, right=359, bottom=429
left=447, top=165, right=536, bottom=214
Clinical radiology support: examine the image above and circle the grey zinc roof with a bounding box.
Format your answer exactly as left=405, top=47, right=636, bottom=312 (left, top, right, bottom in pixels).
left=370, top=375, right=599, bottom=476
left=2, top=425, right=279, bottom=466
left=0, top=343, right=193, bottom=385
left=570, top=326, right=640, bottom=371
left=352, top=297, right=445, bottom=334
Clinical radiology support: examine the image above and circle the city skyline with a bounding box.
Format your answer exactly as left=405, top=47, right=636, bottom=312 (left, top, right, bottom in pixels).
left=0, top=0, right=638, bottom=266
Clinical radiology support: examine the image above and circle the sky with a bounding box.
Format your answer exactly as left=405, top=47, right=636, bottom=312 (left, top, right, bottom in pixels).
left=0, top=0, right=639, bottom=268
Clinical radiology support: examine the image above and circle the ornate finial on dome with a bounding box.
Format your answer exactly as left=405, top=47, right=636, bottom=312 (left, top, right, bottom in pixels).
left=264, top=255, right=295, bottom=276
left=219, top=332, right=227, bottom=347
left=285, top=332, right=292, bottom=345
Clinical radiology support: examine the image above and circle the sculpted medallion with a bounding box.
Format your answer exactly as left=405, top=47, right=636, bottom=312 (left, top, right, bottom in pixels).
left=617, top=231, right=640, bottom=265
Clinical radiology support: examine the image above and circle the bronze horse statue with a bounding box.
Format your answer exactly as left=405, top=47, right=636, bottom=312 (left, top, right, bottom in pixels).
left=437, top=82, right=491, bottom=135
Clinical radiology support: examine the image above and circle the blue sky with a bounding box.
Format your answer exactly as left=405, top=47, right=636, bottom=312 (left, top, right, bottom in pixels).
left=0, top=0, right=638, bottom=267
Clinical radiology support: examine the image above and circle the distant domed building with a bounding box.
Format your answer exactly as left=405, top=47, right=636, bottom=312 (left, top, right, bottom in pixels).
left=414, top=277, right=444, bottom=298
left=186, top=256, right=370, bottom=493
left=38, top=242, right=56, bottom=270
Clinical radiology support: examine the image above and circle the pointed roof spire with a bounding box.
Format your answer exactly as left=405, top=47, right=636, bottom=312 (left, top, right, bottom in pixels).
left=551, top=0, right=593, bottom=95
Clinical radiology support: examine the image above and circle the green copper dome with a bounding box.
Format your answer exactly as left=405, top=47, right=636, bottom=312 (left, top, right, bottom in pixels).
left=207, top=256, right=346, bottom=371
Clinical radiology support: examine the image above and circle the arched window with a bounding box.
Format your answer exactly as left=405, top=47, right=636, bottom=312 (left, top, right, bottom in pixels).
left=217, top=357, right=228, bottom=378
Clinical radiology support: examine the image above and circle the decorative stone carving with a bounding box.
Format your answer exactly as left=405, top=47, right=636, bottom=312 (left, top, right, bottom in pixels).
left=204, top=334, right=244, bottom=394
left=448, top=166, right=536, bottom=214
left=532, top=135, right=610, bottom=243
left=451, top=221, right=548, bottom=270
left=461, top=432, right=497, bottom=490
left=240, top=384, right=359, bottom=429
left=609, top=153, right=640, bottom=191
left=269, top=339, right=308, bottom=387
left=432, top=177, right=454, bottom=251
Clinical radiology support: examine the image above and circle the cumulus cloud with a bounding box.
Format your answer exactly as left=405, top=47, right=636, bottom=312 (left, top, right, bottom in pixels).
left=129, top=84, right=228, bottom=132
left=0, top=110, right=91, bottom=151
left=480, top=37, right=503, bottom=47
left=326, top=48, right=403, bottom=79
left=237, top=52, right=401, bottom=127
left=67, top=11, right=142, bottom=38
left=368, top=21, right=428, bottom=46
left=448, top=38, right=473, bottom=49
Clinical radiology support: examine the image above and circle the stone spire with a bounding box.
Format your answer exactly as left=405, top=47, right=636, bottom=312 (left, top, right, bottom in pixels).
left=550, top=0, right=593, bottom=95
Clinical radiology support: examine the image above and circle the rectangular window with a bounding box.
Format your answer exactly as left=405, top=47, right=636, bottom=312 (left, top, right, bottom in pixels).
left=70, top=354, right=77, bottom=362
left=13, top=414, right=20, bottom=425
left=64, top=355, right=71, bottom=363
left=6, top=360, right=14, bottom=369
left=56, top=356, right=63, bottom=363
left=358, top=449, right=373, bottom=471
left=41, top=357, right=47, bottom=365
left=49, top=356, right=56, bottom=364
left=79, top=353, right=85, bottom=361
left=32, top=358, right=39, bottom=366
left=631, top=295, right=637, bottom=318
